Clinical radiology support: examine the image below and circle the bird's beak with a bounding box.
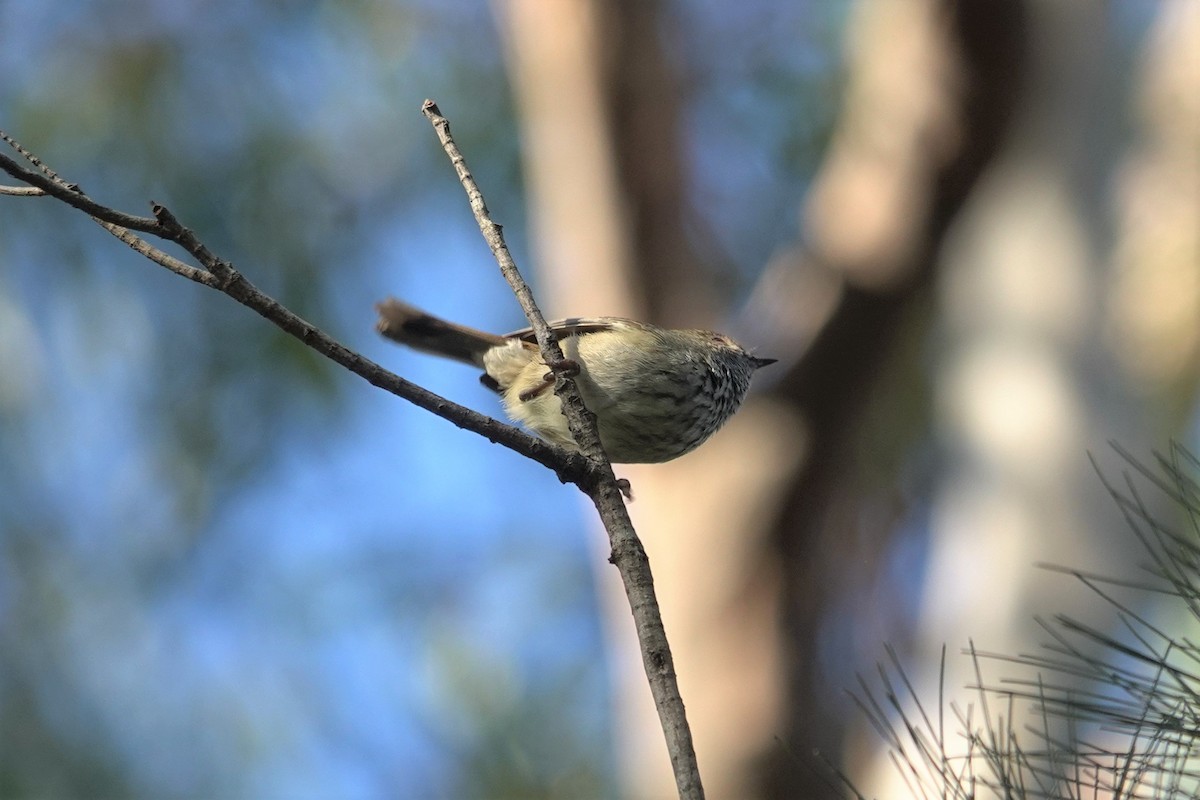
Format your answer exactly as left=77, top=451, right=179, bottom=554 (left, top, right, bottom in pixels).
left=751, top=356, right=777, bottom=369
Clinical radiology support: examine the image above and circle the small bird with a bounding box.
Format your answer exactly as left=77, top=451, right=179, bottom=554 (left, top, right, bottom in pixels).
left=376, top=299, right=776, bottom=464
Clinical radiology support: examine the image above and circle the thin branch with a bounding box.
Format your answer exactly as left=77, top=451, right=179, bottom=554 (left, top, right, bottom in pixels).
left=0, top=131, right=216, bottom=285
left=100, top=221, right=220, bottom=286
left=0, top=150, right=162, bottom=234
left=0, top=184, right=45, bottom=196
left=0, top=131, right=594, bottom=487
left=421, top=99, right=704, bottom=800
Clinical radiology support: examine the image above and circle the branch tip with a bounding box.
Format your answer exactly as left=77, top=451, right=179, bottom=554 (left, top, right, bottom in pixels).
left=421, top=100, right=446, bottom=126
left=151, top=203, right=183, bottom=234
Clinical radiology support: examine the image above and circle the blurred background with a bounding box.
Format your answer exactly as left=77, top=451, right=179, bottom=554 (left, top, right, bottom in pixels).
left=0, top=0, right=1196, bottom=798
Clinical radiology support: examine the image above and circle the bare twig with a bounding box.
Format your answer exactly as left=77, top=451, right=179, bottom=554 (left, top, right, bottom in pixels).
left=0, top=144, right=219, bottom=285
left=0, top=131, right=593, bottom=486
left=0, top=184, right=45, bottom=196
left=421, top=99, right=704, bottom=799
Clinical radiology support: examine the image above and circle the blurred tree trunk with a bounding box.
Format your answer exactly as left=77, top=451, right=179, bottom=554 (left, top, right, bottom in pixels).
left=497, top=3, right=797, bottom=798
left=759, top=0, right=1029, bottom=795
left=497, top=0, right=1022, bottom=796
left=856, top=1, right=1199, bottom=795
left=496, top=4, right=779, bottom=798
left=492, top=0, right=1200, bottom=798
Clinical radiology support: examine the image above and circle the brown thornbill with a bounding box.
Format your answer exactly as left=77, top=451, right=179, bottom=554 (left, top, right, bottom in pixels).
left=376, top=299, right=776, bottom=464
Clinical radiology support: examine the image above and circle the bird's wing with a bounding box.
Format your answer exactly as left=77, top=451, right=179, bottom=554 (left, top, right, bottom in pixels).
left=504, top=317, right=639, bottom=344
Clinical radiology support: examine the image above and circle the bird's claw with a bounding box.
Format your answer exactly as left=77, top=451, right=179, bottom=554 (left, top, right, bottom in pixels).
left=518, top=357, right=581, bottom=402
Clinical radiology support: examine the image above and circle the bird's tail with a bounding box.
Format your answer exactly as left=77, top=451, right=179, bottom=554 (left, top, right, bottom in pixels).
left=375, top=298, right=507, bottom=366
